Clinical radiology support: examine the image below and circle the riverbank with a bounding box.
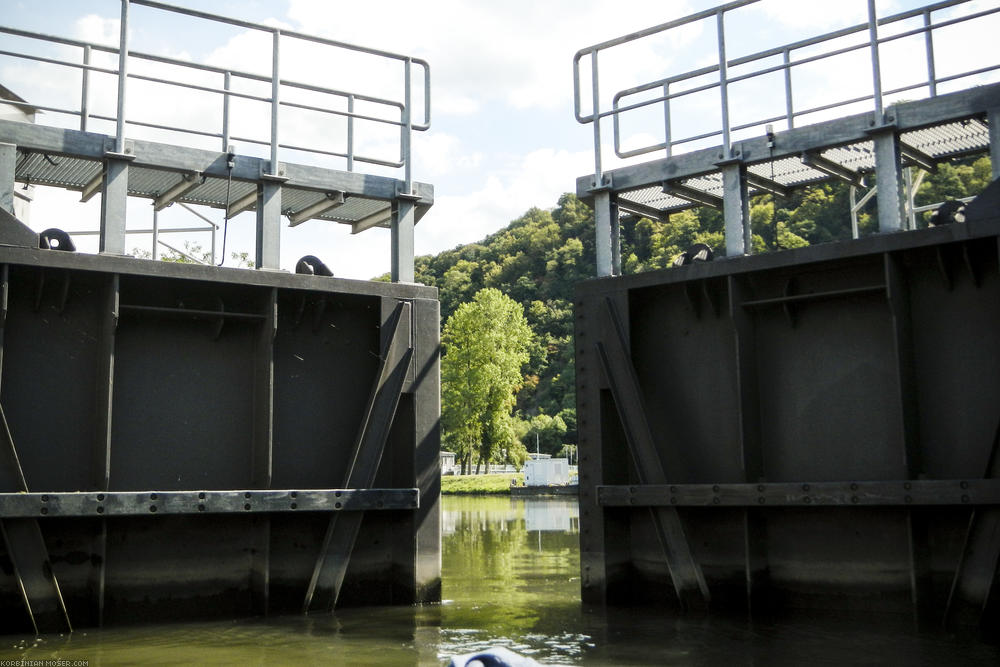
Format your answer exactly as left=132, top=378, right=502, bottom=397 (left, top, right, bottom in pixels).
left=441, top=473, right=522, bottom=495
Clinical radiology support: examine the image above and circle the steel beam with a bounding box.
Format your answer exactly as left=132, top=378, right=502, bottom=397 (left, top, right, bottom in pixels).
left=595, top=297, right=710, bottom=609
left=0, top=143, right=15, bottom=216
left=598, top=480, right=1000, bottom=507
left=391, top=198, right=416, bottom=283
left=721, top=161, right=749, bottom=257
left=255, top=179, right=282, bottom=270
left=351, top=209, right=391, bottom=234
left=871, top=127, right=906, bottom=232
left=99, top=156, right=131, bottom=255
left=152, top=172, right=202, bottom=212
left=662, top=181, right=723, bottom=209
left=801, top=151, right=865, bottom=188
left=303, top=301, right=414, bottom=611
left=594, top=190, right=614, bottom=277
left=0, top=489, right=418, bottom=517
left=287, top=191, right=345, bottom=227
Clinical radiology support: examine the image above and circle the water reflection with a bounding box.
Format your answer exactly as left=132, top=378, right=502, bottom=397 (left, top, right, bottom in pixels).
left=439, top=497, right=585, bottom=662
left=4, top=496, right=1000, bottom=665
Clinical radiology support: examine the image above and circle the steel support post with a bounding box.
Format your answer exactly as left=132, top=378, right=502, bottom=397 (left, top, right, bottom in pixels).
left=872, top=128, right=906, bottom=232
left=255, top=180, right=282, bottom=270
left=409, top=297, right=441, bottom=603
left=989, top=107, right=1000, bottom=182
left=0, top=143, right=15, bottom=216
left=391, top=199, right=416, bottom=283
left=99, top=158, right=130, bottom=255
left=594, top=190, right=613, bottom=277
left=610, top=198, right=621, bottom=276
left=721, top=161, right=749, bottom=257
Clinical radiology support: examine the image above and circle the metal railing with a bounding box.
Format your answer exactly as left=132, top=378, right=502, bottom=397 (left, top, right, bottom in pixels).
left=574, top=0, right=1000, bottom=185
left=0, top=0, right=430, bottom=188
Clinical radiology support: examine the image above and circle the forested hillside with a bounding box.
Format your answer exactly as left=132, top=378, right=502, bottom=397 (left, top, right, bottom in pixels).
left=405, top=155, right=991, bottom=462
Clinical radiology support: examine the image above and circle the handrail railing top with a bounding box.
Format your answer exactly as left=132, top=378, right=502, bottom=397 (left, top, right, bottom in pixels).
left=0, top=0, right=431, bottom=173
left=575, top=0, right=998, bottom=180
left=132, top=0, right=431, bottom=130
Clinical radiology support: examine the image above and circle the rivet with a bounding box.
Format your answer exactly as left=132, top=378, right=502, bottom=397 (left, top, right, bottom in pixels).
left=804, top=496, right=812, bottom=504
left=244, top=492, right=252, bottom=499
left=904, top=495, right=912, bottom=504
left=630, top=498, right=636, bottom=504
left=630, top=486, right=636, bottom=494
left=335, top=491, right=342, bottom=498
left=802, top=484, right=810, bottom=492
left=97, top=493, right=105, bottom=501
left=713, top=497, right=720, bottom=505
left=758, top=497, right=765, bottom=504
left=41, top=495, right=49, bottom=503
left=851, top=483, right=858, bottom=491
left=150, top=505, right=157, bottom=512
left=40, top=507, right=48, bottom=515
left=290, top=503, right=297, bottom=510
left=670, top=498, right=677, bottom=505
left=198, top=492, right=206, bottom=500
left=712, top=485, right=720, bottom=493
left=96, top=506, right=104, bottom=514
left=757, top=484, right=765, bottom=492
left=670, top=486, right=677, bottom=493
left=198, top=504, right=205, bottom=512
left=290, top=491, right=298, bottom=498
left=903, top=482, right=911, bottom=490
left=244, top=503, right=251, bottom=511
left=960, top=481, right=969, bottom=489
left=150, top=493, right=158, bottom=500
left=335, top=502, right=342, bottom=509
left=962, top=495, right=970, bottom=504
left=851, top=496, right=859, bottom=504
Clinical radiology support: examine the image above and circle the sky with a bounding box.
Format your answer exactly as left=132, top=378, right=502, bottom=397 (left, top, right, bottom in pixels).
left=1, top=0, right=997, bottom=279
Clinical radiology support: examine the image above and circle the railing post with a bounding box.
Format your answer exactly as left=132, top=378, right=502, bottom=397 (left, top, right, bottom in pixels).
left=269, top=30, right=280, bottom=176
left=783, top=48, right=794, bottom=129
left=716, top=10, right=731, bottom=156
left=591, top=50, right=603, bottom=186
left=81, top=45, right=91, bottom=132
left=115, top=0, right=129, bottom=154
left=594, top=190, right=613, bottom=277
left=868, top=0, right=884, bottom=120
left=222, top=71, right=231, bottom=152
left=662, top=81, right=671, bottom=158
left=347, top=94, right=355, bottom=172
left=923, top=10, right=937, bottom=97
left=402, top=59, right=412, bottom=193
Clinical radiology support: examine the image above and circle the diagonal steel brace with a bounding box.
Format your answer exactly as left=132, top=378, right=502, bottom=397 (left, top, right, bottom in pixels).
left=595, top=297, right=710, bottom=610
left=302, top=301, right=413, bottom=612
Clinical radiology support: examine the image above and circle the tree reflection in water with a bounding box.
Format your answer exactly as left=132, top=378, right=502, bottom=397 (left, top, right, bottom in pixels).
left=440, top=496, right=587, bottom=659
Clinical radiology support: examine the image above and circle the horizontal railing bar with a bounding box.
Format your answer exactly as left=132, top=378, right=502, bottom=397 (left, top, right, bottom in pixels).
left=0, top=488, right=420, bottom=517
left=70, top=225, right=216, bottom=236
left=598, top=479, right=1000, bottom=507
left=131, top=0, right=416, bottom=63
left=0, top=48, right=118, bottom=76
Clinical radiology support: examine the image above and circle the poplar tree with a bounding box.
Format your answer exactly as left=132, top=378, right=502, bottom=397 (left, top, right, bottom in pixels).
left=441, top=288, right=532, bottom=474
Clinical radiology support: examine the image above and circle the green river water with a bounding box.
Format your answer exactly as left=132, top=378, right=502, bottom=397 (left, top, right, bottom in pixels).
left=3, top=495, right=999, bottom=665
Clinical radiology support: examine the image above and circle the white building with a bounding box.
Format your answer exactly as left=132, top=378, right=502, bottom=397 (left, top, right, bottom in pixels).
left=523, top=458, right=570, bottom=486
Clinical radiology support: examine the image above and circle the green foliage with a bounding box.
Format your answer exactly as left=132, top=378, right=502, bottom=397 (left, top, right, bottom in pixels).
left=132, top=241, right=254, bottom=268
left=441, top=288, right=533, bottom=474
left=441, top=473, right=523, bottom=495
left=520, top=413, right=568, bottom=457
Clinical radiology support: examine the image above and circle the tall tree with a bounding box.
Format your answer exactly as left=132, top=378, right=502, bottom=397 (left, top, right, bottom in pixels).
left=441, top=288, right=533, bottom=473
